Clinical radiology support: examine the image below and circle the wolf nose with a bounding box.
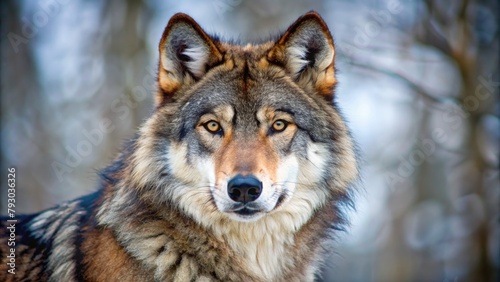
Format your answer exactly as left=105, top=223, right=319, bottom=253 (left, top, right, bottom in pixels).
left=227, top=175, right=262, bottom=203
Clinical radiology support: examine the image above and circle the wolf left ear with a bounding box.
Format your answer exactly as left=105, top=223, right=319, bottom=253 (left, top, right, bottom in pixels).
left=157, top=13, right=223, bottom=105
left=268, top=12, right=336, bottom=100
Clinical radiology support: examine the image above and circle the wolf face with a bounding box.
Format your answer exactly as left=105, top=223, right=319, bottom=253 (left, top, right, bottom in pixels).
left=127, top=12, right=357, bottom=228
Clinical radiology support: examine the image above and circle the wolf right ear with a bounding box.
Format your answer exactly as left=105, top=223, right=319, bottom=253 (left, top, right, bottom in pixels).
left=157, top=13, right=222, bottom=106
left=268, top=12, right=337, bottom=101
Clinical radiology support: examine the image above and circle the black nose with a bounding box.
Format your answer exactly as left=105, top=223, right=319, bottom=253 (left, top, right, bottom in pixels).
left=227, top=175, right=262, bottom=203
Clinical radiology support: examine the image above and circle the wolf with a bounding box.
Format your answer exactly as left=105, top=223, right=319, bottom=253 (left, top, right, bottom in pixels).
left=0, top=11, right=358, bottom=281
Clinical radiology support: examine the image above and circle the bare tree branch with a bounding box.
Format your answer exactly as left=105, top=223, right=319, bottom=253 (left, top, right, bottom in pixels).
left=347, top=60, right=459, bottom=105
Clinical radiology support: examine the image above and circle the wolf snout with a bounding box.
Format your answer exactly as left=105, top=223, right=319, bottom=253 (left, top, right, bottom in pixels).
left=227, top=175, right=262, bottom=204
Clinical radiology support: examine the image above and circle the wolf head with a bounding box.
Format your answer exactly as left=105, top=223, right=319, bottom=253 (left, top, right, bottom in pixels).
left=128, top=12, right=358, bottom=226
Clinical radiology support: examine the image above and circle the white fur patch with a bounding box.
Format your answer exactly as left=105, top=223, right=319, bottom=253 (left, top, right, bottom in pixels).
left=167, top=143, right=216, bottom=186
left=286, top=45, right=310, bottom=78
left=167, top=143, right=220, bottom=225
left=182, top=46, right=209, bottom=77
left=161, top=44, right=209, bottom=80
left=300, top=142, right=329, bottom=184
left=29, top=210, right=57, bottom=238
left=155, top=248, right=180, bottom=280
left=317, top=47, right=334, bottom=70
left=210, top=214, right=296, bottom=280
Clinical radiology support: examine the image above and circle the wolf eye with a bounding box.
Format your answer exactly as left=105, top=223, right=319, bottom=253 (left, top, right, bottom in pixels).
left=203, top=121, right=222, bottom=134
left=271, top=120, right=288, bottom=133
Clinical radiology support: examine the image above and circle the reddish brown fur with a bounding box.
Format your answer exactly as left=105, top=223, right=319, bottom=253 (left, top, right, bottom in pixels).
left=215, top=139, right=280, bottom=182
left=82, top=228, right=151, bottom=282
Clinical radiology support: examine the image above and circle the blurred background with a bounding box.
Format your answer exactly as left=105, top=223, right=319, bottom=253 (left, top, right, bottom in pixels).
left=1, top=0, right=498, bottom=281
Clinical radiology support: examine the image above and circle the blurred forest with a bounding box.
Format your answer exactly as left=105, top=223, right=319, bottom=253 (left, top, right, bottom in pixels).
left=1, top=0, right=498, bottom=281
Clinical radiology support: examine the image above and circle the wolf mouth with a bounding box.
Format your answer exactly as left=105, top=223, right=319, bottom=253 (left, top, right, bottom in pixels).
left=227, top=202, right=263, bottom=214
left=233, top=207, right=260, bottom=216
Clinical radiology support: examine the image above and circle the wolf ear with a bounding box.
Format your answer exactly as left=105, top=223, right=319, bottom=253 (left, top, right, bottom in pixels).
left=157, top=13, right=222, bottom=105
left=268, top=12, right=336, bottom=100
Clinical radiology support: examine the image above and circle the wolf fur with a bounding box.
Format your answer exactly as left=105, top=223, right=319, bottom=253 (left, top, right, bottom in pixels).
left=0, top=12, right=358, bottom=281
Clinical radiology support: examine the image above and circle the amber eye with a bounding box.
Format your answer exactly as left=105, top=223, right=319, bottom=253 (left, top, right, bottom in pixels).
left=203, top=121, right=222, bottom=134
left=272, top=120, right=288, bottom=132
